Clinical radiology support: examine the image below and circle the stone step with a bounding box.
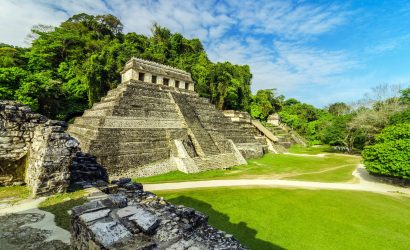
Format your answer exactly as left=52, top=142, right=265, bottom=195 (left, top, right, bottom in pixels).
left=98, top=150, right=170, bottom=170
left=225, top=136, right=260, bottom=143
left=89, top=142, right=169, bottom=155
left=116, top=101, right=177, bottom=111
left=193, top=153, right=240, bottom=170
left=115, top=94, right=174, bottom=105
left=112, top=109, right=179, bottom=119
left=83, top=109, right=113, bottom=117
left=73, top=117, right=104, bottom=127
left=101, top=117, right=184, bottom=129
left=67, top=124, right=98, bottom=139
left=92, top=101, right=119, bottom=110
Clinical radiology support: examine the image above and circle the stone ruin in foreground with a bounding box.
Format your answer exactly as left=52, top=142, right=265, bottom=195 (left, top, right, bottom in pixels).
left=68, top=58, right=269, bottom=178
left=71, top=178, right=247, bottom=249
left=0, top=101, right=108, bottom=196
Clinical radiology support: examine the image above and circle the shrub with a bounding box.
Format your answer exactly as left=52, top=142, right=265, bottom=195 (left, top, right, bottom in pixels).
left=363, top=123, right=410, bottom=179
left=375, top=123, right=410, bottom=142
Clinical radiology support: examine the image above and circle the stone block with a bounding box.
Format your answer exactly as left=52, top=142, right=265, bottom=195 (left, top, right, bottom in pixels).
left=89, top=221, right=131, bottom=248
left=128, top=207, right=160, bottom=233
left=79, top=209, right=111, bottom=223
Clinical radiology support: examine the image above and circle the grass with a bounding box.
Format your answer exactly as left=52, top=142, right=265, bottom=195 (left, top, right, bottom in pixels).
left=157, top=187, right=410, bottom=250
left=0, top=186, right=30, bottom=203
left=288, top=144, right=333, bottom=154
left=38, top=190, right=88, bottom=230
left=135, top=146, right=361, bottom=184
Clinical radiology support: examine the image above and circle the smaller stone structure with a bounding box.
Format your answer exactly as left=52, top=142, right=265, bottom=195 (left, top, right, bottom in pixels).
left=121, top=57, right=195, bottom=91
left=223, top=110, right=268, bottom=158
left=71, top=179, right=246, bottom=249
left=0, top=101, right=108, bottom=196
left=267, top=113, right=280, bottom=126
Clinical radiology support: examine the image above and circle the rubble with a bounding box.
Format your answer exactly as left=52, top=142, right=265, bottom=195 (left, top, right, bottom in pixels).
left=71, top=179, right=247, bottom=249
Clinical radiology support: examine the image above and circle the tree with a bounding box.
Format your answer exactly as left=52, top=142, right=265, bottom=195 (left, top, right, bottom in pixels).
left=327, top=102, right=350, bottom=116
left=0, top=14, right=255, bottom=121
left=363, top=123, right=410, bottom=179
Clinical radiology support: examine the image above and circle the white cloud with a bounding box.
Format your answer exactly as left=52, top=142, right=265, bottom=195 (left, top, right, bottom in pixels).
left=0, top=0, right=369, bottom=106
left=0, top=0, right=69, bottom=46
left=366, top=34, right=410, bottom=54
left=228, top=0, right=349, bottom=39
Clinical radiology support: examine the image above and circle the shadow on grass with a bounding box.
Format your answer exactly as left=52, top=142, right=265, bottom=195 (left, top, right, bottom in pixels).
left=167, top=196, right=285, bottom=250
left=38, top=195, right=87, bottom=230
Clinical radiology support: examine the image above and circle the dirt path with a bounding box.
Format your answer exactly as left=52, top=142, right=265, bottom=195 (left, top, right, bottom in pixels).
left=145, top=164, right=410, bottom=196
left=0, top=197, right=70, bottom=249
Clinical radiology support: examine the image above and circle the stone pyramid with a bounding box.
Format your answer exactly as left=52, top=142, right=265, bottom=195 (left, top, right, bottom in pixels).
left=68, top=58, right=265, bottom=178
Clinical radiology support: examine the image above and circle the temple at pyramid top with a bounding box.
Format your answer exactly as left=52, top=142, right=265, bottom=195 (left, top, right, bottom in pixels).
left=121, top=57, right=195, bottom=91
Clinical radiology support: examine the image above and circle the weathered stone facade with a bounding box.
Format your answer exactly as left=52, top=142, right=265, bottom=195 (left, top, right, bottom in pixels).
left=267, top=113, right=280, bottom=126
left=222, top=110, right=268, bottom=158
left=68, top=58, right=267, bottom=178
left=121, top=57, right=195, bottom=91
left=0, top=101, right=108, bottom=196
left=70, top=179, right=247, bottom=249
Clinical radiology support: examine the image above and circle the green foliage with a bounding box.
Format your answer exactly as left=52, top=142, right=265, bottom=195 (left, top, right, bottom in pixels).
left=327, top=102, right=350, bottom=116
left=363, top=123, right=410, bottom=179
left=400, top=87, right=410, bottom=105
left=249, top=89, right=275, bottom=120
left=376, top=123, right=410, bottom=142
left=278, top=101, right=328, bottom=142
left=389, top=108, right=410, bottom=125
left=0, top=13, right=253, bottom=120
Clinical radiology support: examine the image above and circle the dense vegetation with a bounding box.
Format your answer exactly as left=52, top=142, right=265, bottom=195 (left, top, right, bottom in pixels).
left=363, top=123, right=410, bottom=179
left=0, top=13, right=252, bottom=120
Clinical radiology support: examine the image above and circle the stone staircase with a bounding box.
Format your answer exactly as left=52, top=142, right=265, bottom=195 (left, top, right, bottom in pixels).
left=171, top=93, right=221, bottom=156
left=263, top=123, right=305, bottom=149
left=186, top=97, right=266, bottom=158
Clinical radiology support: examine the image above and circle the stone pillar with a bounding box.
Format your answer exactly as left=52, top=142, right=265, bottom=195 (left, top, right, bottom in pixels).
left=157, top=76, right=164, bottom=85
left=180, top=81, right=186, bottom=89
left=121, top=68, right=138, bottom=83
left=188, top=82, right=195, bottom=91
left=169, top=79, right=175, bottom=87
left=267, top=113, right=280, bottom=126
left=144, top=73, right=152, bottom=83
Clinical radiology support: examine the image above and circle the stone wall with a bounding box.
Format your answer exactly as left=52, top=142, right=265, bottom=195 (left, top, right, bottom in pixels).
left=0, top=101, right=108, bottom=196
left=70, top=179, right=247, bottom=249
left=0, top=101, right=47, bottom=185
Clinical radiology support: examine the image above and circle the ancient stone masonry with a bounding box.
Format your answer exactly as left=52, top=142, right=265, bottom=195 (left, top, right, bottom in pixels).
left=223, top=111, right=308, bottom=153
left=68, top=58, right=267, bottom=178
left=121, top=57, right=195, bottom=91
left=71, top=178, right=247, bottom=250
left=266, top=114, right=307, bottom=148
left=0, top=101, right=108, bottom=196
left=222, top=110, right=269, bottom=158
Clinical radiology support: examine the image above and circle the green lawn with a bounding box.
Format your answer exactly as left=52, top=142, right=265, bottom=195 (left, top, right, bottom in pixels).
left=38, top=190, right=87, bottom=230
left=158, top=187, right=410, bottom=250
left=0, top=186, right=30, bottom=204
left=288, top=144, right=333, bottom=154
left=135, top=147, right=361, bottom=184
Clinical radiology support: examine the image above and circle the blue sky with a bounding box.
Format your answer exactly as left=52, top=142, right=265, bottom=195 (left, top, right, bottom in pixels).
left=1, top=0, right=410, bottom=107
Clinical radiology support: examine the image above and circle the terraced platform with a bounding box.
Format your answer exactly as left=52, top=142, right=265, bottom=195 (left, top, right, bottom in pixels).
left=68, top=79, right=266, bottom=178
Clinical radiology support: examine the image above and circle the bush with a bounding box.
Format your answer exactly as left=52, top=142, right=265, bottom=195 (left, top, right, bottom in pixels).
left=363, top=123, right=410, bottom=179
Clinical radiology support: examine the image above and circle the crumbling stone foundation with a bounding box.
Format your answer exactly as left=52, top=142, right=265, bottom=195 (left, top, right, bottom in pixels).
left=70, top=179, right=247, bottom=249
left=0, top=101, right=108, bottom=196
